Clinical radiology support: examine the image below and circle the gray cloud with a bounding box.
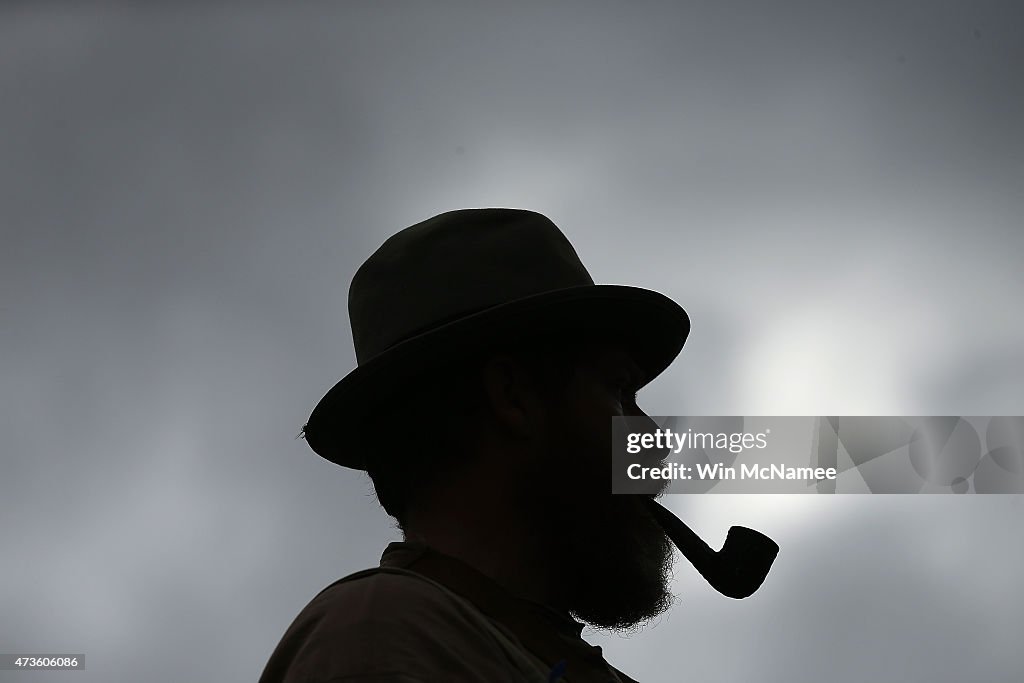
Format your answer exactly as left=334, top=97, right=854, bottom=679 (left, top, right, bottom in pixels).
left=2, top=3, right=1022, bottom=681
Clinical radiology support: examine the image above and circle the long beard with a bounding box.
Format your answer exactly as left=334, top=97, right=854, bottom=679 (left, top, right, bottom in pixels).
left=517, top=448, right=675, bottom=629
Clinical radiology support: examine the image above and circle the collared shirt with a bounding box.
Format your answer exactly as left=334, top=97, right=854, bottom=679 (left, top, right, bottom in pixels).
left=259, top=542, right=640, bottom=683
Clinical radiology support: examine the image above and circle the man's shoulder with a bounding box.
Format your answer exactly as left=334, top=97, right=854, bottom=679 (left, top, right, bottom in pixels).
left=260, top=567, right=544, bottom=683
left=282, top=566, right=486, bottom=647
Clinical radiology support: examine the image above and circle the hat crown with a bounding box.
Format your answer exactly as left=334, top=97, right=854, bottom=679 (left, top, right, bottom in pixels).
left=349, top=208, right=595, bottom=364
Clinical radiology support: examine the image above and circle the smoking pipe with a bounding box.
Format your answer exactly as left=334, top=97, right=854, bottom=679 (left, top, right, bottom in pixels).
left=643, top=497, right=779, bottom=599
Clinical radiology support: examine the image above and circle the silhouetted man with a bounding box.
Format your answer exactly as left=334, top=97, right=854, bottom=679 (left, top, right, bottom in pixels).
left=260, top=209, right=692, bottom=682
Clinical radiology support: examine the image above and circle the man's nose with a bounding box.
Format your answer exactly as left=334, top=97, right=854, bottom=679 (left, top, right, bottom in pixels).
left=627, top=407, right=672, bottom=462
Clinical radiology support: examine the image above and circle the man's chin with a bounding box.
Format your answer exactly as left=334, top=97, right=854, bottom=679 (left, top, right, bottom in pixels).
left=560, top=495, right=676, bottom=630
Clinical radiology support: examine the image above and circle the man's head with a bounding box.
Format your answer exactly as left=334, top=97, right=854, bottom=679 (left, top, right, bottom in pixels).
left=362, top=333, right=675, bottom=629
left=301, top=208, right=691, bottom=626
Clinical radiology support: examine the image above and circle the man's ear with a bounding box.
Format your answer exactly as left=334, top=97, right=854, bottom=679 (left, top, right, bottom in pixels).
left=479, top=354, right=547, bottom=439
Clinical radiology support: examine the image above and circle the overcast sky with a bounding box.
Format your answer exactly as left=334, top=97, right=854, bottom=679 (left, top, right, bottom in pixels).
left=2, top=3, right=1022, bottom=682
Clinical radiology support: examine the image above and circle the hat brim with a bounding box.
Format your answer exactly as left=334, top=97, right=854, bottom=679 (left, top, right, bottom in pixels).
left=302, top=284, right=690, bottom=469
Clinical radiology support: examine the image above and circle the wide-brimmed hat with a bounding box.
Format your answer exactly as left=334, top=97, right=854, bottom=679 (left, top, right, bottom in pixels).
left=300, top=208, right=690, bottom=470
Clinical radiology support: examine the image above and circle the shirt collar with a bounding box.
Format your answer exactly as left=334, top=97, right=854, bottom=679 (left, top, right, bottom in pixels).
left=380, top=541, right=586, bottom=637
